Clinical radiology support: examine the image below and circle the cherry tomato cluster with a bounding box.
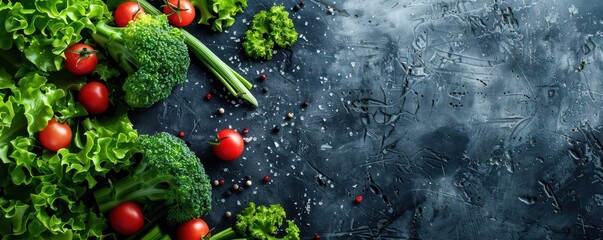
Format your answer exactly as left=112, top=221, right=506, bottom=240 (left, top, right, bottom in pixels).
left=108, top=201, right=210, bottom=239
left=63, top=43, right=110, bottom=113
left=53, top=42, right=109, bottom=152
left=114, top=1, right=196, bottom=28
left=39, top=81, right=109, bottom=152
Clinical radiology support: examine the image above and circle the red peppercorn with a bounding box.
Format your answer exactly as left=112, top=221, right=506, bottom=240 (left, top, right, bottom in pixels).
left=313, top=234, right=320, bottom=240
left=178, top=131, right=185, bottom=138
left=219, top=179, right=225, bottom=185
left=354, top=195, right=363, bottom=204
left=259, top=74, right=267, bottom=81
left=299, top=1, right=305, bottom=7
left=263, top=175, right=270, bottom=183
left=242, top=128, right=249, bottom=134
left=205, top=93, right=212, bottom=100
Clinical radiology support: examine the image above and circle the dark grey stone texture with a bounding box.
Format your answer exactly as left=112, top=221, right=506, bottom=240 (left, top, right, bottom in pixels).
left=130, top=0, right=603, bottom=239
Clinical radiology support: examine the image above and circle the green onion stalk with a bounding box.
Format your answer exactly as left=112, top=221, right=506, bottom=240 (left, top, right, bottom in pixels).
left=137, top=0, right=257, bottom=106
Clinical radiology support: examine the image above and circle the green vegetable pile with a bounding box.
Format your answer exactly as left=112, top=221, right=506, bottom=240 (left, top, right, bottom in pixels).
left=0, top=0, right=110, bottom=72
left=92, top=14, right=190, bottom=108
left=0, top=69, right=139, bottom=239
left=0, top=0, right=301, bottom=239
left=94, top=132, right=212, bottom=224
left=192, top=0, right=248, bottom=32
left=243, top=6, right=298, bottom=60
left=0, top=0, right=257, bottom=108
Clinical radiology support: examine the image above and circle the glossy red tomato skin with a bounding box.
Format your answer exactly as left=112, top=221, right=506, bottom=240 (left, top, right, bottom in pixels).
left=114, top=2, right=144, bottom=27
left=109, top=202, right=144, bottom=236
left=39, top=118, right=72, bottom=152
left=79, top=82, right=110, bottom=115
left=176, top=218, right=210, bottom=240
left=64, top=43, right=98, bottom=76
left=212, top=129, right=244, bottom=161
left=163, top=0, right=195, bottom=27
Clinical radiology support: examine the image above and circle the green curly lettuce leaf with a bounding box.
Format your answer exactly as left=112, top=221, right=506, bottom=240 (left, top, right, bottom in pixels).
left=230, top=202, right=301, bottom=240
left=92, top=62, right=121, bottom=81
left=192, top=0, right=247, bottom=32
left=242, top=10, right=273, bottom=60
left=0, top=0, right=111, bottom=72
left=0, top=69, right=139, bottom=240
left=243, top=6, right=297, bottom=60
left=0, top=71, right=67, bottom=143
left=267, top=6, right=298, bottom=48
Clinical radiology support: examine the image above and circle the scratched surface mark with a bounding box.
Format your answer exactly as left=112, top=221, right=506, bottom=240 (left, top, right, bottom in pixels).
left=130, top=0, right=603, bottom=239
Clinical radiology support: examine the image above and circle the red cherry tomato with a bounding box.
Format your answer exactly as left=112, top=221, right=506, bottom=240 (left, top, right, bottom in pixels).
left=114, top=2, right=145, bottom=27
left=211, top=129, right=244, bottom=161
left=64, top=43, right=98, bottom=76
left=109, top=202, right=144, bottom=236
left=176, top=218, right=210, bottom=240
left=78, top=81, right=110, bottom=115
left=163, top=0, right=195, bottom=27
left=39, top=118, right=72, bottom=152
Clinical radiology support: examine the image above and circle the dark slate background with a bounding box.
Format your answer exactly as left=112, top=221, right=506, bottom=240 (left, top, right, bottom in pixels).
left=130, top=0, right=603, bottom=239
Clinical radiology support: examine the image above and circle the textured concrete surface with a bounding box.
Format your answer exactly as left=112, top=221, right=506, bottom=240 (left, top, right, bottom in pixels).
left=131, top=0, right=603, bottom=239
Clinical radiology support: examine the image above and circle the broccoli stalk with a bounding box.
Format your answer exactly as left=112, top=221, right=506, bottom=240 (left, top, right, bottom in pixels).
left=208, top=202, right=300, bottom=240
left=136, top=0, right=258, bottom=106
left=93, top=132, right=212, bottom=224
left=91, top=14, right=190, bottom=108
left=135, top=225, right=171, bottom=240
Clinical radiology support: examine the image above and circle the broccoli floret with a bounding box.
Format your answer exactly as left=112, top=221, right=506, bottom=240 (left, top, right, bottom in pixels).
left=92, top=14, right=190, bottom=108
left=243, top=6, right=297, bottom=60
left=93, top=132, right=212, bottom=224
left=209, top=202, right=300, bottom=240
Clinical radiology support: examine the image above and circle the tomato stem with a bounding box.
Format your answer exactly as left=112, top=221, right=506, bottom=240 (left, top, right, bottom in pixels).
left=208, top=135, right=232, bottom=146
left=66, top=47, right=98, bottom=67
left=163, top=0, right=189, bottom=22
left=132, top=2, right=143, bottom=21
